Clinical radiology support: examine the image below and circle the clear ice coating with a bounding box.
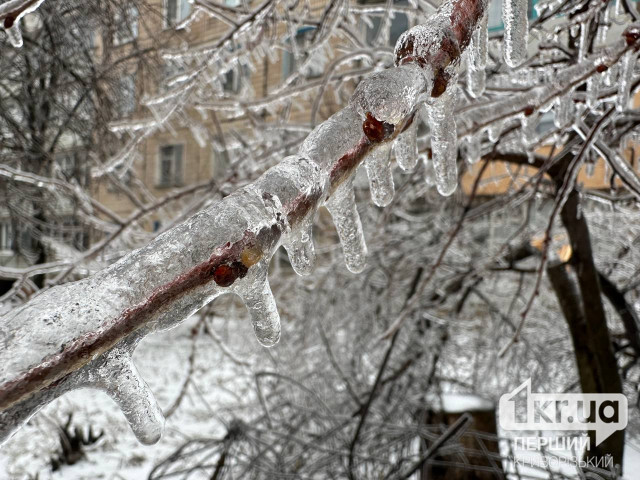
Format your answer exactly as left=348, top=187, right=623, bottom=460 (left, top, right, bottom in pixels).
left=616, top=50, right=638, bottom=112
left=502, top=0, right=529, bottom=68
left=301, top=106, right=364, bottom=170
left=251, top=155, right=327, bottom=276
left=325, top=178, right=368, bottom=273
left=365, top=143, right=395, bottom=207
left=350, top=63, right=429, bottom=125
left=426, top=90, right=458, bottom=196
left=394, top=120, right=418, bottom=171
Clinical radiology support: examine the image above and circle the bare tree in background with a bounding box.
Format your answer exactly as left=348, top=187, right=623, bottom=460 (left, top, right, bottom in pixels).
left=0, top=0, right=162, bottom=293
left=1, top=0, right=640, bottom=478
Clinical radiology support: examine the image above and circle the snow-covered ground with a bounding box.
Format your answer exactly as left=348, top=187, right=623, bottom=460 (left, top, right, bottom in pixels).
left=2, top=311, right=640, bottom=479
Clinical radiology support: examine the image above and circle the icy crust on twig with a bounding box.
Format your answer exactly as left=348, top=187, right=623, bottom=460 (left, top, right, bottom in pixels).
left=350, top=64, right=429, bottom=125
left=0, top=184, right=292, bottom=442
left=0, top=0, right=492, bottom=447
left=0, top=0, right=45, bottom=47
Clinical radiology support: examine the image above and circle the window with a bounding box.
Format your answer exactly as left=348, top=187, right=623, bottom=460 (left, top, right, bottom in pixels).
left=0, top=221, right=13, bottom=251
left=282, top=27, right=326, bottom=79
left=362, top=0, right=409, bottom=47
left=117, top=74, right=137, bottom=117
left=57, top=152, right=76, bottom=179
left=113, top=6, right=138, bottom=45
left=225, top=0, right=241, bottom=6
left=158, top=144, right=184, bottom=187
left=165, top=0, right=191, bottom=27
left=222, top=68, right=241, bottom=93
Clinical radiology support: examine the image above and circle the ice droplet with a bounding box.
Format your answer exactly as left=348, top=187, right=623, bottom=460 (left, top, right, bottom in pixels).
left=617, top=50, right=638, bottom=112
left=426, top=90, right=458, bottom=196
left=365, top=143, right=395, bottom=206
left=88, top=350, right=165, bottom=445
left=394, top=120, right=418, bottom=171
left=325, top=178, right=367, bottom=273
left=503, top=0, right=529, bottom=68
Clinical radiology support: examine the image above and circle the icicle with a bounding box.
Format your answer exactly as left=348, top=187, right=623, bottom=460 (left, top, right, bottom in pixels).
left=394, top=120, right=418, bottom=171
left=89, top=350, right=165, bottom=445
left=467, top=64, right=486, bottom=99
left=616, top=50, right=638, bottom=112
left=465, top=133, right=481, bottom=164
left=578, top=22, right=588, bottom=60
left=284, top=219, right=315, bottom=275
left=252, top=156, right=327, bottom=276
left=488, top=121, right=503, bottom=143
left=365, top=143, right=394, bottom=206
left=467, top=13, right=488, bottom=98
left=502, top=0, right=529, bottom=68
left=597, top=8, right=609, bottom=47
left=527, top=151, right=535, bottom=164
left=604, top=63, right=618, bottom=88
left=520, top=112, right=538, bottom=149
left=5, top=24, right=23, bottom=48
left=586, top=76, right=599, bottom=109
left=235, top=265, right=281, bottom=347
left=554, top=92, right=574, bottom=128
left=426, top=90, right=458, bottom=196
left=325, top=179, right=367, bottom=273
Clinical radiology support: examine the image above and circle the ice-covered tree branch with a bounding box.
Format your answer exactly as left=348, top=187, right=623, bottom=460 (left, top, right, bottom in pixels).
left=0, top=0, right=491, bottom=445
left=0, top=0, right=45, bottom=47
